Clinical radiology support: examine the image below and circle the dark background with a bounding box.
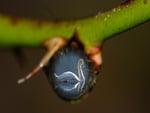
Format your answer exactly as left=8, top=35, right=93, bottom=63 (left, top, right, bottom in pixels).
left=0, top=0, right=149, bottom=113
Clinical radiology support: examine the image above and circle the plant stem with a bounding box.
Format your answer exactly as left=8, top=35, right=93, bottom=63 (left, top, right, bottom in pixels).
left=0, top=0, right=150, bottom=48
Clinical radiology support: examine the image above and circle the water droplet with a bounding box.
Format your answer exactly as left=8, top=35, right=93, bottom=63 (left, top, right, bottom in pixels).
left=95, top=11, right=102, bottom=18
left=107, top=14, right=110, bottom=18
left=117, top=8, right=121, bottom=11
left=104, top=18, right=107, bottom=21
left=113, top=8, right=116, bottom=12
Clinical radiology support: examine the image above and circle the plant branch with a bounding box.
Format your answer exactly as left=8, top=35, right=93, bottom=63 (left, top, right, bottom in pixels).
left=0, top=0, right=150, bottom=48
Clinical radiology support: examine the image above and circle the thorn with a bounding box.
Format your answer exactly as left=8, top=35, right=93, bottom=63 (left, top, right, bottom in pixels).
left=17, top=37, right=67, bottom=84
left=17, top=78, right=25, bottom=84
left=13, top=47, right=26, bottom=68
left=17, top=64, right=42, bottom=84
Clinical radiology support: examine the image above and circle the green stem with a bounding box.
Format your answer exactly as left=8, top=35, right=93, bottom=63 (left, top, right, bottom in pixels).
left=0, top=0, right=150, bottom=48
